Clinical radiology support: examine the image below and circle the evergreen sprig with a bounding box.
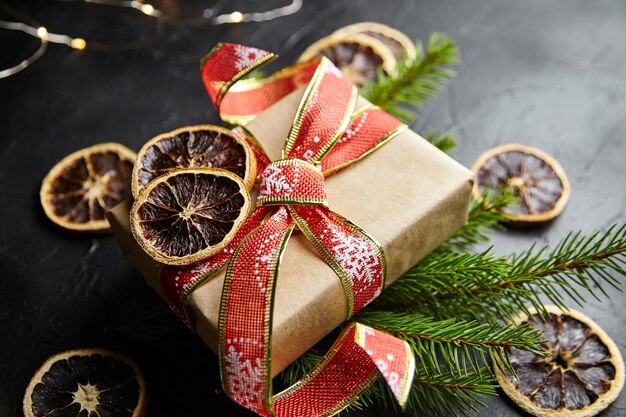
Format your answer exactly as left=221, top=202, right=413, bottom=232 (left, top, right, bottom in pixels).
left=355, top=311, right=542, bottom=376
left=105, top=291, right=186, bottom=341
left=424, top=131, right=457, bottom=154
left=505, top=224, right=626, bottom=313
left=361, top=33, right=459, bottom=124
left=377, top=224, right=626, bottom=323
left=437, top=190, right=514, bottom=253
left=371, top=250, right=512, bottom=321
left=278, top=343, right=499, bottom=417
left=355, top=365, right=498, bottom=417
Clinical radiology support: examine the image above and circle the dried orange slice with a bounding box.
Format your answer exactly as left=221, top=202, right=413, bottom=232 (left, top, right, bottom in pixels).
left=298, top=32, right=396, bottom=86
left=40, top=143, right=136, bottom=232
left=130, top=168, right=250, bottom=265
left=332, top=22, right=416, bottom=60
left=471, top=144, right=570, bottom=225
left=132, top=125, right=256, bottom=198
left=496, top=306, right=625, bottom=417
left=23, top=348, right=146, bottom=417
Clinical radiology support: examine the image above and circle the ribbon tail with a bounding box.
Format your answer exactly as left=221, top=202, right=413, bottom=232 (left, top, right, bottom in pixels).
left=272, top=322, right=414, bottom=416
left=353, top=323, right=415, bottom=408
left=219, top=207, right=294, bottom=416
left=290, top=206, right=386, bottom=317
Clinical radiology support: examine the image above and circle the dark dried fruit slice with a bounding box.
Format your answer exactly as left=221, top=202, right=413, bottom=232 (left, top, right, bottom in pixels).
left=23, top=348, right=146, bottom=417
left=471, top=144, right=570, bottom=226
left=332, top=22, right=416, bottom=60
left=132, top=125, right=256, bottom=198
left=40, top=143, right=136, bottom=232
left=298, top=33, right=396, bottom=86
left=496, top=305, right=625, bottom=417
left=130, top=168, right=250, bottom=265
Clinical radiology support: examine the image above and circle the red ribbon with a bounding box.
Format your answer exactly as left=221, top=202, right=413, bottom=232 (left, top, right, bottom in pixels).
left=159, top=44, right=414, bottom=416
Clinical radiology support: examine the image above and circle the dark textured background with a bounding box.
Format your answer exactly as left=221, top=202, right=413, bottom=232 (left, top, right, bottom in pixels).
left=1, top=1, right=625, bottom=416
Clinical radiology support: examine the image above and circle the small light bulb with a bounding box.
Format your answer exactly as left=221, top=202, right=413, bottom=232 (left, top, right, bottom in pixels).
left=36, top=26, right=48, bottom=40
left=140, top=4, right=155, bottom=15
left=228, top=11, right=244, bottom=23
left=71, top=38, right=87, bottom=50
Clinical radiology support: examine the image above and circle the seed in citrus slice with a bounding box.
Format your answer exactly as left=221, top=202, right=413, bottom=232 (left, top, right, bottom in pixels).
left=298, top=32, right=396, bottom=86
left=132, top=125, right=256, bottom=198
left=332, top=22, right=416, bottom=61
left=40, top=143, right=136, bottom=232
left=23, top=348, right=146, bottom=417
left=495, top=305, right=625, bottom=417
left=130, top=168, right=251, bottom=265
left=471, top=144, right=570, bottom=226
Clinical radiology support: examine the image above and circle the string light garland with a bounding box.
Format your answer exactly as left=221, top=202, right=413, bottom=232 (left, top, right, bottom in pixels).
left=0, top=0, right=303, bottom=79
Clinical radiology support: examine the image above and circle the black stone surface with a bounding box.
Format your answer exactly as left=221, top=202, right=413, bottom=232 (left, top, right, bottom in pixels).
left=1, top=1, right=625, bottom=416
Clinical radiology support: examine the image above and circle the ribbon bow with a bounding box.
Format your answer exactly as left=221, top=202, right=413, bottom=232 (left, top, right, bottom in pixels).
left=159, top=44, right=415, bottom=417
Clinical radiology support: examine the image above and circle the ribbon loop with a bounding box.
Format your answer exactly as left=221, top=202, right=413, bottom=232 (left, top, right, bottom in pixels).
left=220, top=206, right=294, bottom=416
left=258, top=159, right=327, bottom=207
left=283, top=58, right=357, bottom=164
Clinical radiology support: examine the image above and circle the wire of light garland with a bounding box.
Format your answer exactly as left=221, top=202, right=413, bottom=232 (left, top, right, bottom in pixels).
left=69, top=0, right=304, bottom=24
left=0, top=0, right=303, bottom=79
left=0, top=21, right=49, bottom=79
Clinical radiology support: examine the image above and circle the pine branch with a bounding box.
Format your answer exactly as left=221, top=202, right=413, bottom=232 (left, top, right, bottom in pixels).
left=406, top=367, right=497, bottom=417
left=349, top=364, right=497, bottom=417
left=278, top=312, right=540, bottom=416
left=104, top=294, right=186, bottom=341
left=438, top=190, right=514, bottom=253
left=438, top=225, right=626, bottom=320
left=355, top=311, right=541, bottom=376
left=361, top=33, right=459, bottom=124
left=372, top=250, right=511, bottom=320
left=381, top=225, right=626, bottom=322
left=423, top=130, right=457, bottom=154
left=279, top=338, right=501, bottom=417
left=505, top=224, right=626, bottom=312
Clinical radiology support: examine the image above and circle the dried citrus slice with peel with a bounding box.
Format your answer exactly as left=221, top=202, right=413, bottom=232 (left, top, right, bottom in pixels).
left=40, top=143, right=136, bottom=232
left=130, top=168, right=250, bottom=265
left=132, top=125, right=256, bottom=198
left=472, top=144, right=570, bottom=226
left=24, top=348, right=146, bottom=417
left=298, top=32, right=396, bottom=86
left=495, top=305, right=625, bottom=417
left=332, top=22, right=416, bottom=60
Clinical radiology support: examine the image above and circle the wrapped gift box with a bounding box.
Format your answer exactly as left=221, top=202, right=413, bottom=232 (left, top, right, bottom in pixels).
left=107, top=85, right=474, bottom=376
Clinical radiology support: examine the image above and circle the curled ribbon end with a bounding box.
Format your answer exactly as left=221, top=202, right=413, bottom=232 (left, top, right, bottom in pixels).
left=201, top=43, right=277, bottom=111
left=354, top=323, right=415, bottom=408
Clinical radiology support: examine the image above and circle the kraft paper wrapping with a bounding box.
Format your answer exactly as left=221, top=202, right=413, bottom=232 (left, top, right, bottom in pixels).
left=107, top=86, right=474, bottom=377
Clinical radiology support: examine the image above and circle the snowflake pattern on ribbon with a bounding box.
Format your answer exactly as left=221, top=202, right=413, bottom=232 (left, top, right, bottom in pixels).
left=234, top=45, right=265, bottom=71
left=260, top=165, right=292, bottom=196
left=224, top=344, right=265, bottom=409
left=359, top=325, right=413, bottom=405
left=253, top=236, right=281, bottom=294
left=329, top=226, right=380, bottom=293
